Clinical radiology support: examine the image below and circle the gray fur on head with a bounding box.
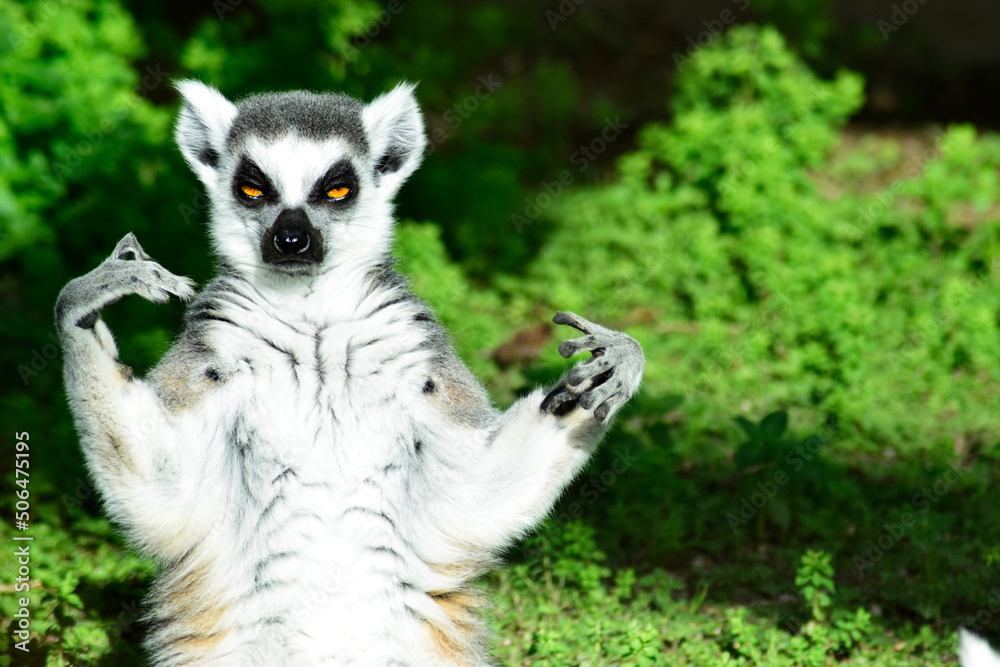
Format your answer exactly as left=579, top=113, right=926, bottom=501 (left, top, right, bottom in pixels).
left=175, top=80, right=424, bottom=194
left=228, top=91, right=369, bottom=154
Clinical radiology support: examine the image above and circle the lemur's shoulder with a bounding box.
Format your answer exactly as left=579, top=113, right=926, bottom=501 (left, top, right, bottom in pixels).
left=420, top=323, right=497, bottom=429
left=367, top=259, right=497, bottom=429
left=147, top=327, right=222, bottom=414
left=146, top=278, right=237, bottom=413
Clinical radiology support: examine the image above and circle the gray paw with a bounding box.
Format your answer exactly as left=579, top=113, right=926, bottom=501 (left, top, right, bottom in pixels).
left=56, top=233, right=196, bottom=330
left=540, top=312, right=645, bottom=422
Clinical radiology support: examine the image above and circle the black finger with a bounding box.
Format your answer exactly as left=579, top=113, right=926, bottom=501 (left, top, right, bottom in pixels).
left=567, top=362, right=612, bottom=387
left=541, top=386, right=579, bottom=415
left=553, top=311, right=596, bottom=335
left=558, top=335, right=597, bottom=359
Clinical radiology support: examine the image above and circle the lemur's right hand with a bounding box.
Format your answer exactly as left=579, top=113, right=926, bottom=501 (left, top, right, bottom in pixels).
left=540, top=311, right=645, bottom=423
left=56, top=233, right=195, bottom=331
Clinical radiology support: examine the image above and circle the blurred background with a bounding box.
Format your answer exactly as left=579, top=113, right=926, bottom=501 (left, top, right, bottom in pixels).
left=1, top=0, right=999, bottom=664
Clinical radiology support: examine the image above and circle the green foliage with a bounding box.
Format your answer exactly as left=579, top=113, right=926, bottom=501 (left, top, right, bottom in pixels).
left=393, top=221, right=519, bottom=381
left=0, top=0, right=168, bottom=261
left=178, top=0, right=382, bottom=93
left=1, top=5, right=998, bottom=666
left=796, top=550, right=835, bottom=622
left=493, top=521, right=670, bottom=666
left=491, top=521, right=943, bottom=666
left=747, top=0, right=836, bottom=58
left=0, top=506, right=153, bottom=664
left=524, top=25, right=997, bottom=465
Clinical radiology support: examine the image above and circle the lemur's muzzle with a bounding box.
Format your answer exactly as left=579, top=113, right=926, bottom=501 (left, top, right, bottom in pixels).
left=262, top=208, right=325, bottom=269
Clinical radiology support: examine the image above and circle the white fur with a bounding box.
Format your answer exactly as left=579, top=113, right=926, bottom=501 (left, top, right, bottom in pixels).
left=961, top=630, right=1000, bottom=667
left=57, top=81, right=644, bottom=666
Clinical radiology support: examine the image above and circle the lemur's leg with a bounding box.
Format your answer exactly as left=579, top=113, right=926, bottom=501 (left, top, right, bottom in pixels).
left=432, top=312, right=644, bottom=553
left=56, top=233, right=198, bottom=558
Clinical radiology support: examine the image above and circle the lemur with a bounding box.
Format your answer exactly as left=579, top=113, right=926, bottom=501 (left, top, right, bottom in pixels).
left=56, top=80, right=645, bottom=666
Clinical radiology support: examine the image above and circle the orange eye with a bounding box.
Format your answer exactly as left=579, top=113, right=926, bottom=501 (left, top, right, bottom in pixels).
left=241, top=185, right=263, bottom=198
left=327, top=186, right=351, bottom=200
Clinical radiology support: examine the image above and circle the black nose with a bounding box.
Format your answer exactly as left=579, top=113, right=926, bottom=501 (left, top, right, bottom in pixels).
left=262, top=208, right=325, bottom=269
left=274, top=226, right=310, bottom=255
left=273, top=209, right=312, bottom=255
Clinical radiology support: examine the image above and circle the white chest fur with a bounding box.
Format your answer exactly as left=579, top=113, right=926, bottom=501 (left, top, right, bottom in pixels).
left=175, top=282, right=454, bottom=665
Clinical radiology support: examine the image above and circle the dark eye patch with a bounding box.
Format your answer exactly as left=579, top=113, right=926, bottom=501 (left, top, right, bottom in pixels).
left=309, top=159, right=358, bottom=205
left=233, top=156, right=278, bottom=207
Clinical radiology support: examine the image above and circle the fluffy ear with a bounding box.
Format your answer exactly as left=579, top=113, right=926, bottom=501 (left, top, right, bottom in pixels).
left=174, top=79, right=238, bottom=188
left=362, top=82, right=426, bottom=194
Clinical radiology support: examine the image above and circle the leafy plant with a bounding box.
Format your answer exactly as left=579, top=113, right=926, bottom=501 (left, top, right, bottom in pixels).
left=796, top=549, right=835, bottom=623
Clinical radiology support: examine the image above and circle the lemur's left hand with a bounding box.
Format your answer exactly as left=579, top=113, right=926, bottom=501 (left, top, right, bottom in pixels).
left=540, top=312, right=645, bottom=423
left=56, top=233, right=195, bottom=332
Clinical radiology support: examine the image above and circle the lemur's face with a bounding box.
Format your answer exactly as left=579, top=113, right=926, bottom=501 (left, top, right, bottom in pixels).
left=174, top=82, right=425, bottom=278
left=222, top=107, right=369, bottom=275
